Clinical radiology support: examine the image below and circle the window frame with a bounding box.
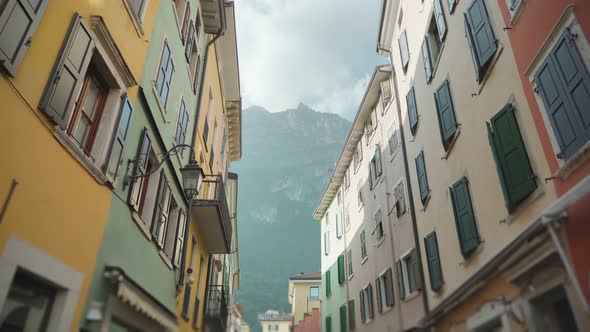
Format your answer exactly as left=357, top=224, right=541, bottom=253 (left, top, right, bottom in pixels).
left=309, top=286, right=320, bottom=300
left=392, top=179, right=407, bottom=218
left=347, top=248, right=353, bottom=279
left=360, top=229, right=368, bottom=262
left=155, top=39, right=175, bottom=110
left=373, top=208, right=384, bottom=242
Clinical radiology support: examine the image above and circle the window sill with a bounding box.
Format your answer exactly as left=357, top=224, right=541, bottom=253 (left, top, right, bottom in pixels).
left=172, top=1, right=184, bottom=42
left=53, top=128, right=109, bottom=185
left=358, top=202, right=364, bottom=211
left=348, top=273, right=354, bottom=281
left=151, top=83, right=168, bottom=122
left=402, top=291, right=420, bottom=302
left=420, top=193, right=431, bottom=212
left=361, top=256, right=368, bottom=266
left=508, top=0, right=526, bottom=27
left=391, top=211, right=409, bottom=225
left=388, top=148, right=400, bottom=162
left=459, top=241, right=485, bottom=267
left=365, top=129, right=377, bottom=146
left=501, top=186, right=545, bottom=225
left=131, top=211, right=152, bottom=241
left=552, top=141, right=590, bottom=180
left=475, top=44, right=505, bottom=95
left=159, top=250, right=173, bottom=270
left=380, top=306, right=394, bottom=315
left=375, top=237, right=385, bottom=248
left=441, top=125, right=462, bottom=160
left=122, top=0, right=145, bottom=38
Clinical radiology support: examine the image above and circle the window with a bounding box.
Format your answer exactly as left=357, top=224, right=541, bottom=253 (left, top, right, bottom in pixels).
left=376, top=268, right=395, bottom=312
left=325, top=270, right=331, bottom=297
left=324, top=231, right=329, bottom=256
left=203, top=89, right=213, bottom=145
left=505, top=0, right=523, bottom=19
left=353, top=141, right=363, bottom=170
left=151, top=170, right=172, bottom=248
left=156, top=41, right=174, bottom=108
left=39, top=14, right=136, bottom=184
left=450, top=177, right=480, bottom=257
left=365, top=109, right=377, bottom=139
left=337, top=191, right=341, bottom=205
left=406, top=87, right=418, bottom=135
left=339, top=304, right=347, bottom=332
left=338, top=254, right=345, bottom=285
left=487, top=104, right=537, bottom=212
left=357, top=180, right=363, bottom=207
left=381, top=80, right=392, bottom=110
left=398, top=29, right=409, bottom=72
left=173, top=210, right=186, bottom=267
left=175, top=98, right=189, bottom=155
left=393, top=180, right=407, bottom=218
left=326, top=212, right=330, bottom=225
left=534, top=30, right=590, bottom=161
left=360, top=284, right=374, bottom=323
left=387, top=125, right=399, bottom=158
left=336, top=213, right=342, bottom=239
left=464, top=0, right=497, bottom=82
left=344, top=168, right=350, bottom=190
left=347, top=300, right=356, bottom=331
left=309, top=286, right=320, bottom=300
left=344, top=207, right=350, bottom=230
left=347, top=248, right=353, bottom=278
left=422, top=6, right=446, bottom=83
left=434, top=80, right=458, bottom=151
left=0, top=0, right=47, bottom=76
left=374, top=208, right=384, bottom=241
left=185, top=20, right=195, bottom=61
left=325, top=316, right=332, bottom=332
left=274, top=325, right=278, bottom=331
left=360, top=230, right=367, bottom=261
left=0, top=270, right=56, bottom=331
left=424, top=232, right=444, bottom=291
left=397, top=249, right=421, bottom=299
left=415, top=151, right=430, bottom=204
left=448, top=0, right=458, bottom=13
left=369, top=145, right=382, bottom=189
left=129, top=0, right=146, bottom=18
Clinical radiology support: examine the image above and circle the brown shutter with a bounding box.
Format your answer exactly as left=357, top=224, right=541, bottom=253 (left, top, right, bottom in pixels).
left=128, top=129, right=151, bottom=210
left=0, top=0, right=48, bottom=76
left=375, top=277, right=383, bottom=313
left=39, top=13, right=94, bottom=129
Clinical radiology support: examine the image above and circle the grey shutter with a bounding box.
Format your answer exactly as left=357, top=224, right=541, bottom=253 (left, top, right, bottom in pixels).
left=435, top=80, right=457, bottom=149
left=39, top=13, right=94, bottom=129
left=464, top=14, right=482, bottom=81
left=375, top=145, right=382, bottom=176
left=369, top=161, right=374, bottom=189
left=422, top=37, right=433, bottom=82
left=399, top=29, right=409, bottom=71
left=128, top=129, right=151, bottom=211
left=535, top=31, right=590, bottom=160
left=396, top=260, right=405, bottom=300
left=151, top=170, right=170, bottom=240
left=415, top=151, right=429, bottom=203
left=185, top=21, right=194, bottom=61
left=173, top=210, right=186, bottom=267
left=465, top=0, right=497, bottom=79
left=375, top=277, right=383, bottom=313
left=0, top=0, right=48, bottom=76
left=385, top=267, right=395, bottom=307
left=106, top=94, right=134, bottom=182
left=448, top=0, right=457, bottom=13
left=433, top=0, right=447, bottom=41
left=367, top=283, right=374, bottom=319
left=359, top=291, right=366, bottom=323
left=407, top=87, right=418, bottom=134
left=411, top=249, right=422, bottom=290
left=425, top=233, right=443, bottom=290
left=451, top=177, right=480, bottom=256
left=182, top=283, right=191, bottom=318
left=348, top=300, right=356, bottom=330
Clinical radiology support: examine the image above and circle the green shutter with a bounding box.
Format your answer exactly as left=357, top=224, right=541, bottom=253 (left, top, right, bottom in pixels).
left=348, top=300, right=356, bottom=330
left=339, top=305, right=347, bottom=332
left=399, top=29, right=409, bottom=70
left=411, top=249, right=422, bottom=290
left=396, top=260, right=405, bottom=299
left=375, top=277, right=382, bottom=313
left=325, top=316, right=332, bottom=332
left=434, top=80, right=457, bottom=149
left=338, top=255, right=345, bottom=285
left=385, top=268, right=395, bottom=307
left=465, top=0, right=497, bottom=81
left=407, top=87, right=419, bottom=135
left=422, top=37, right=433, bottom=82
left=433, top=0, right=447, bottom=41
left=487, top=105, right=537, bottom=212
left=424, top=232, right=443, bottom=290
left=106, top=94, right=134, bottom=181
left=326, top=270, right=332, bottom=297
left=450, top=177, right=480, bottom=256
left=359, top=291, right=365, bottom=323
left=415, top=151, right=430, bottom=203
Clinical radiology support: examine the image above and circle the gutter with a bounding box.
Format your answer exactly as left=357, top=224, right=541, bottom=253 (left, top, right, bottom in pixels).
left=178, top=3, right=227, bottom=291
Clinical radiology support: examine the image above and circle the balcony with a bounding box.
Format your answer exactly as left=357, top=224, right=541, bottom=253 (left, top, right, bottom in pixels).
left=191, top=177, right=232, bottom=253
left=200, top=0, right=224, bottom=34
left=203, top=284, right=228, bottom=331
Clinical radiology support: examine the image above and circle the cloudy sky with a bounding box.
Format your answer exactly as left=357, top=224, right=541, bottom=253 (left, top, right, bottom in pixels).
left=234, top=0, right=384, bottom=120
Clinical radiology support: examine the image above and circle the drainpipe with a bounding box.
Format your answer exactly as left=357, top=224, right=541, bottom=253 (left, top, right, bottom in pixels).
left=390, top=64, right=430, bottom=320
left=178, top=14, right=226, bottom=292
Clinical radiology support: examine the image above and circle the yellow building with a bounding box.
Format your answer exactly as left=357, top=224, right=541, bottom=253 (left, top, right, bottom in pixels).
left=259, top=311, right=293, bottom=332
left=288, top=272, right=321, bottom=325
left=0, top=0, right=157, bottom=330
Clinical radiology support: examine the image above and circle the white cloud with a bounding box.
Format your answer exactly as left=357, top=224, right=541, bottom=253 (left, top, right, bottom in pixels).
left=234, top=0, right=383, bottom=119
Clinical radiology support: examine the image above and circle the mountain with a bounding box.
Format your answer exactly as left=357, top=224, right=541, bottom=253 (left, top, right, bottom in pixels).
left=230, top=103, right=351, bottom=331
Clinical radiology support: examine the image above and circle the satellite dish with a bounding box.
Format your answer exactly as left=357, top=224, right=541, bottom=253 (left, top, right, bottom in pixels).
left=511, top=303, right=524, bottom=323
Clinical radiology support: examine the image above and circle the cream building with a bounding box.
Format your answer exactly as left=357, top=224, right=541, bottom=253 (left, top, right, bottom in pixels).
left=288, top=272, right=321, bottom=324
left=259, top=310, right=292, bottom=332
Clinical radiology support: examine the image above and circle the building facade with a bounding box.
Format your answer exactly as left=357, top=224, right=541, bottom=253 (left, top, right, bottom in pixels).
left=258, top=310, right=292, bottom=332
left=288, top=272, right=321, bottom=327
left=0, top=0, right=159, bottom=330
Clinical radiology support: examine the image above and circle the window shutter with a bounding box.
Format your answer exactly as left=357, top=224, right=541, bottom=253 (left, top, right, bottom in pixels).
left=182, top=283, right=192, bottom=318
left=128, top=129, right=151, bottom=210
left=360, top=291, right=366, bottom=323
left=339, top=305, right=347, bottom=332
left=415, top=151, right=429, bottom=203
left=39, top=13, right=95, bottom=129
left=398, top=29, right=409, bottom=71
left=422, top=37, right=433, bottom=82
left=433, top=0, right=447, bottom=41
left=385, top=267, right=395, bottom=307
left=488, top=105, right=537, bottom=211
left=534, top=31, right=590, bottom=160
left=434, top=80, right=457, bottom=149
left=375, top=146, right=382, bottom=176
left=381, top=80, right=392, bottom=104
left=465, top=0, right=497, bottom=80
left=152, top=170, right=171, bottom=243
left=450, top=177, right=480, bottom=256
left=106, top=94, right=134, bottom=182
left=375, top=278, right=383, bottom=313
left=0, top=0, right=48, bottom=76
left=326, top=270, right=331, bottom=297
left=325, top=317, right=332, bottom=332
left=173, top=210, right=186, bottom=267
left=367, top=284, right=374, bottom=319
left=448, top=0, right=457, bottom=13
left=406, top=87, right=418, bottom=135
left=425, top=232, right=443, bottom=290
left=185, top=21, right=195, bottom=61
left=368, top=162, right=374, bottom=189
left=411, top=249, right=422, bottom=290
left=464, top=14, right=482, bottom=81
left=338, top=255, right=345, bottom=285
left=348, top=300, right=356, bottom=330
left=396, top=260, right=405, bottom=300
